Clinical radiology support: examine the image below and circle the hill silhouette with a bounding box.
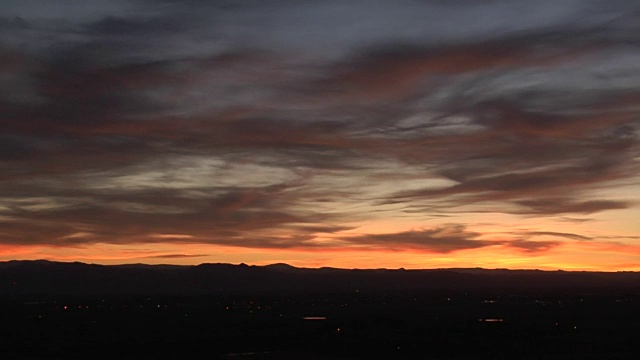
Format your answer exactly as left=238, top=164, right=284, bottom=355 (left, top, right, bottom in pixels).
left=2, top=260, right=639, bottom=296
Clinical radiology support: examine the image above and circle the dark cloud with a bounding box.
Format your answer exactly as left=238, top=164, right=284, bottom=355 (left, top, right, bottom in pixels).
left=558, top=217, right=596, bottom=223
left=515, top=199, right=631, bottom=215
left=0, top=182, right=351, bottom=249
left=507, top=239, right=560, bottom=253
left=146, top=254, right=207, bottom=259
left=86, top=15, right=187, bottom=36
left=338, top=224, right=491, bottom=253
left=524, top=231, right=592, bottom=241
left=0, top=16, right=31, bottom=30
left=316, top=36, right=595, bottom=102
left=336, top=225, right=564, bottom=254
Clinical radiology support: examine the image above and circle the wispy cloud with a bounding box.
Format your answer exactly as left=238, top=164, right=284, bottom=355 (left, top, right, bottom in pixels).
left=524, top=231, right=592, bottom=241
left=146, top=254, right=207, bottom=259
left=335, top=224, right=566, bottom=254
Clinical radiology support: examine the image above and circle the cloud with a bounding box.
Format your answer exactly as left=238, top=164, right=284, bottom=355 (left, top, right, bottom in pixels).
left=146, top=254, right=207, bottom=259
left=334, top=224, right=566, bottom=254
left=0, top=0, right=638, bottom=259
left=337, top=224, right=492, bottom=253
left=499, top=230, right=589, bottom=253
left=524, top=231, right=592, bottom=241
left=85, top=15, right=187, bottom=36
left=507, top=239, right=560, bottom=253
left=515, top=199, right=631, bottom=215
left=315, top=37, right=597, bottom=102
left=558, top=217, right=596, bottom=223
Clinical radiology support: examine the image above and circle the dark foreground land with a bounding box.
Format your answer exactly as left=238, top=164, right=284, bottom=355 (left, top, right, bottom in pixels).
left=2, top=261, right=640, bottom=359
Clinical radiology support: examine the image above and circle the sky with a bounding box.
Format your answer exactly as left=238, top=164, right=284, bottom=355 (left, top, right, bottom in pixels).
left=1, top=0, right=639, bottom=270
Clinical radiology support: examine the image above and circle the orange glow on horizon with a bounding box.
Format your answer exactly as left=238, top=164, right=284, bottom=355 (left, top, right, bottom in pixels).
left=2, top=238, right=640, bottom=271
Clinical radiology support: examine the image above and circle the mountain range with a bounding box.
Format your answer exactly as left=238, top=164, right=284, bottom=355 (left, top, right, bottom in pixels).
left=1, top=260, right=639, bottom=296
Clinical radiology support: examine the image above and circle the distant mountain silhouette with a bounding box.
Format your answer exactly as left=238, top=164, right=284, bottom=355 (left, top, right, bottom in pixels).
left=1, top=260, right=639, bottom=296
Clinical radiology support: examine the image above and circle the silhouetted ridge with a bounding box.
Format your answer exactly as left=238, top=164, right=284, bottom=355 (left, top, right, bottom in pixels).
left=1, top=260, right=639, bottom=296
left=263, top=263, right=297, bottom=270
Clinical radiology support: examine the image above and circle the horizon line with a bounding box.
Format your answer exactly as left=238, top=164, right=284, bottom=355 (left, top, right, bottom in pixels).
left=2, top=259, right=638, bottom=273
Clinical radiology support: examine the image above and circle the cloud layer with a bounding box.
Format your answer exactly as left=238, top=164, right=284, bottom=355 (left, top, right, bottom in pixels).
left=1, top=0, right=639, bottom=264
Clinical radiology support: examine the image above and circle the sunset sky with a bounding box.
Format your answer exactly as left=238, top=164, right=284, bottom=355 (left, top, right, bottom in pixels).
left=1, top=0, right=639, bottom=270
